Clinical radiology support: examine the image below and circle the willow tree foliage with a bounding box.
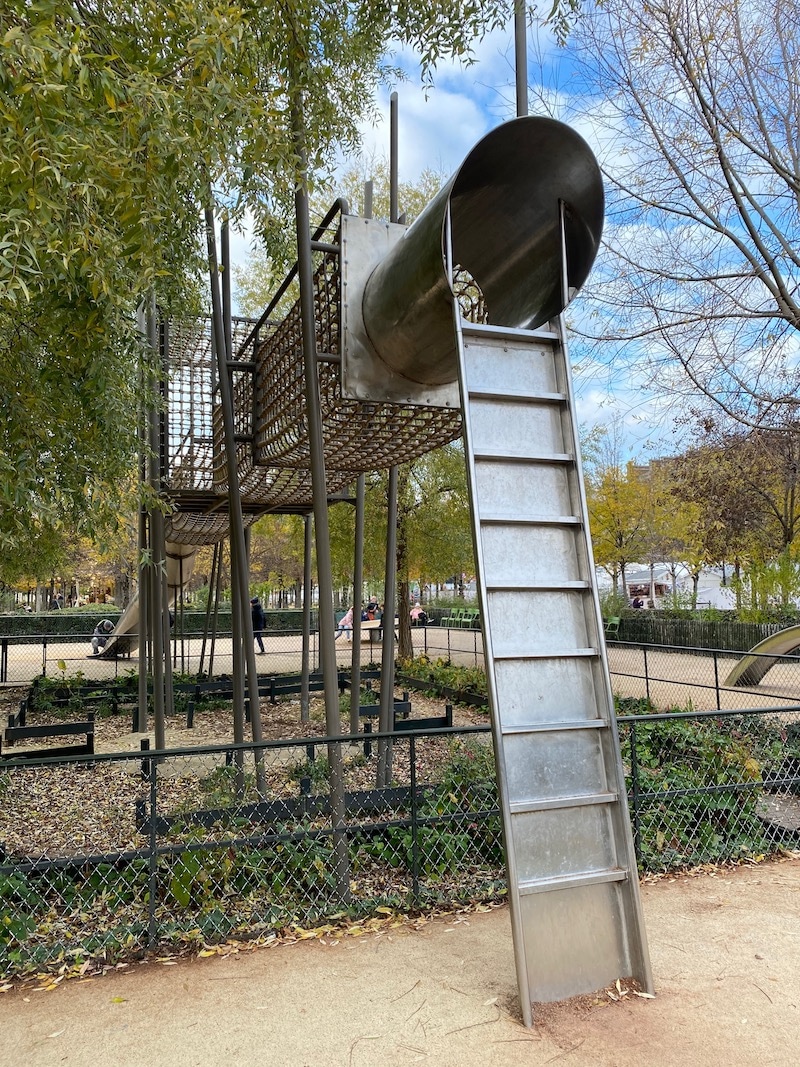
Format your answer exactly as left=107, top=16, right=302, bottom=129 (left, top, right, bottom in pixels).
left=567, top=0, right=800, bottom=433
left=1, top=0, right=517, bottom=578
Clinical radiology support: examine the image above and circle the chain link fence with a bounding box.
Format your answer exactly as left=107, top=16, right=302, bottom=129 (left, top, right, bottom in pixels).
left=619, top=705, right=800, bottom=873
left=608, top=641, right=800, bottom=712
left=0, top=725, right=502, bottom=978
left=4, top=633, right=800, bottom=980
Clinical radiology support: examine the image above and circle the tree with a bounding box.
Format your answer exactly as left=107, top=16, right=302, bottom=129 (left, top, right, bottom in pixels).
left=2, top=0, right=515, bottom=562
left=566, top=0, right=800, bottom=432
left=587, top=461, right=650, bottom=596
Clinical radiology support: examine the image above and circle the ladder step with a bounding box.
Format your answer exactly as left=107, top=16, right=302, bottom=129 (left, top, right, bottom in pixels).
left=509, top=791, right=617, bottom=814
left=518, top=868, right=628, bottom=897
left=474, top=448, right=573, bottom=464
left=468, top=388, right=566, bottom=404
left=485, top=580, right=590, bottom=592
left=480, top=515, right=580, bottom=527
left=493, top=647, right=597, bottom=661
left=501, top=719, right=607, bottom=735
left=461, top=321, right=560, bottom=343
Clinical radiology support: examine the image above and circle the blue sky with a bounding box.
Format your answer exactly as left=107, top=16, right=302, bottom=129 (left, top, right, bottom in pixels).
left=230, top=16, right=672, bottom=463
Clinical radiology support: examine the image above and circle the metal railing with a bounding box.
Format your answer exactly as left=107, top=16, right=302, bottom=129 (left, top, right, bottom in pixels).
left=608, top=640, right=800, bottom=712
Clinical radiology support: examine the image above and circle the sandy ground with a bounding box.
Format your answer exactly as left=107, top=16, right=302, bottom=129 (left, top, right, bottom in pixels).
left=4, top=857, right=800, bottom=1067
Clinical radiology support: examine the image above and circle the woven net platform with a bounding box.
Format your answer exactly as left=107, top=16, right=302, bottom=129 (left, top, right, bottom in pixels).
left=163, top=205, right=464, bottom=546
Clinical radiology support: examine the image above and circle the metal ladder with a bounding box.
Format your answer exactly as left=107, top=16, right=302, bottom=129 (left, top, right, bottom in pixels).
left=455, top=314, right=653, bottom=1025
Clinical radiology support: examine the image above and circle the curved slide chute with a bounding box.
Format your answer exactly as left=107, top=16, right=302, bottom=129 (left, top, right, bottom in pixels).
left=723, top=625, right=800, bottom=687
left=101, top=541, right=197, bottom=657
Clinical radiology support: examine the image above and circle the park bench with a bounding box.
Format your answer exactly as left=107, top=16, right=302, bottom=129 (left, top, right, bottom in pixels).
left=1, top=712, right=95, bottom=761
left=183, top=672, right=342, bottom=727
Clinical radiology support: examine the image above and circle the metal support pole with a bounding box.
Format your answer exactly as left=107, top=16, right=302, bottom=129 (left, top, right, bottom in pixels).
left=222, top=221, right=265, bottom=758
left=206, top=213, right=265, bottom=787
left=378, top=465, right=399, bottom=787
left=147, top=295, right=166, bottom=752
left=291, top=91, right=350, bottom=902
left=160, top=319, right=175, bottom=719
left=350, top=474, right=365, bottom=733
left=389, top=92, right=399, bottom=225
left=136, top=307, right=149, bottom=733
left=377, top=96, right=402, bottom=787
left=301, top=513, right=313, bottom=724
left=514, top=1, right=529, bottom=118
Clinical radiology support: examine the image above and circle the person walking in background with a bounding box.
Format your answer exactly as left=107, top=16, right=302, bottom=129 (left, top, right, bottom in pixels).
left=335, top=606, right=354, bottom=641
left=250, top=596, right=266, bottom=654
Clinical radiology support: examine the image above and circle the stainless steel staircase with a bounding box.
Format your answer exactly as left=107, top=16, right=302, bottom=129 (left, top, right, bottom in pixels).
left=455, top=315, right=653, bottom=1025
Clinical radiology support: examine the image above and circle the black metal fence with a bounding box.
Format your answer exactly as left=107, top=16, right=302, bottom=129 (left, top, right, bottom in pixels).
left=0, top=725, right=502, bottom=978
left=608, top=641, right=800, bottom=712
left=618, top=705, right=800, bottom=872
left=0, top=624, right=486, bottom=688
left=3, top=701, right=800, bottom=980
left=4, top=633, right=800, bottom=981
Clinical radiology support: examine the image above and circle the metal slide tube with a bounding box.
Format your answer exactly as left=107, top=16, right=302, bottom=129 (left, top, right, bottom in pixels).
left=361, top=117, right=603, bottom=384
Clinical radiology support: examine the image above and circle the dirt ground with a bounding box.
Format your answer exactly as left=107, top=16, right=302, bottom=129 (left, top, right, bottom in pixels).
left=3, top=856, right=800, bottom=1066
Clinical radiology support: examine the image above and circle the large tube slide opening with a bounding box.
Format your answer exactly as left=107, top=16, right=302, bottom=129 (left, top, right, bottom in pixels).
left=361, top=116, right=604, bottom=387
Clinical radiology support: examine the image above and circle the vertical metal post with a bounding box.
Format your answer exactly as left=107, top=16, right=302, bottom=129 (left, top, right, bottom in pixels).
left=378, top=465, right=400, bottom=787
left=629, top=722, right=642, bottom=866
left=160, top=318, right=175, bottom=717
left=713, top=651, right=721, bottom=710
left=389, top=92, right=399, bottom=224
left=644, top=646, right=651, bottom=704
left=377, top=94, right=402, bottom=787
left=350, top=474, right=366, bottom=733
left=136, top=306, right=149, bottom=732
left=514, top=1, right=528, bottom=118
left=291, top=91, right=350, bottom=902
left=410, top=734, right=420, bottom=899
left=147, top=295, right=166, bottom=752
left=301, top=513, right=312, bottom=724
left=207, top=214, right=265, bottom=782
left=147, top=755, right=158, bottom=948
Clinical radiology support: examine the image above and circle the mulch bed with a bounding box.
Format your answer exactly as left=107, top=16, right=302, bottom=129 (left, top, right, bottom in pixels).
left=0, top=685, right=491, bottom=862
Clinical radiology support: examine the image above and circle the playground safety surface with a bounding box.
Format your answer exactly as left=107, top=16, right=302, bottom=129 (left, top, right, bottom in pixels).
left=4, top=856, right=799, bottom=1066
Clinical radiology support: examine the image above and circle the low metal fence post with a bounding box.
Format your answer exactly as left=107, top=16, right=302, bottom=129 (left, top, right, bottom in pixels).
left=628, top=722, right=642, bottom=866
left=409, top=734, right=420, bottom=900
left=643, top=646, right=650, bottom=704
left=1, top=637, right=7, bottom=682
left=713, top=651, right=721, bottom=710
left=147, top=755, right=159, bottom=949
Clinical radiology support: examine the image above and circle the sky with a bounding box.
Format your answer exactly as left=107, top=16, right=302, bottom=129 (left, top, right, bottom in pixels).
left=229, top=15, right=675, bottom=464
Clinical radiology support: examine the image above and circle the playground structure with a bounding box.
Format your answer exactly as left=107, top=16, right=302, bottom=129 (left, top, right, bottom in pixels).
left=120, top=109, right=653, bottom=1024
